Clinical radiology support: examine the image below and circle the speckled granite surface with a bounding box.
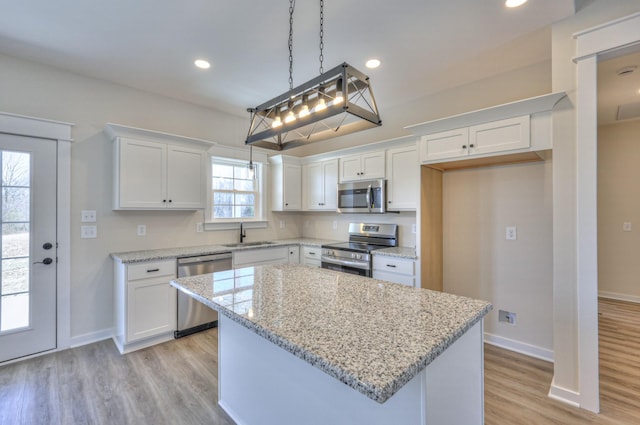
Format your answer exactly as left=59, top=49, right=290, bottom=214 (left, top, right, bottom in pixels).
left=171, top=264, right=491, bottom=403
left=373, top=246, right=417, bottom=259
left=111, top=238, right=339, bottom=263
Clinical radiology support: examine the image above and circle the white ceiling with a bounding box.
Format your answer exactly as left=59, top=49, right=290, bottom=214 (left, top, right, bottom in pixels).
left=0, top=1, right=576, bottom=118
left=599, top=50, right=640, bottom=125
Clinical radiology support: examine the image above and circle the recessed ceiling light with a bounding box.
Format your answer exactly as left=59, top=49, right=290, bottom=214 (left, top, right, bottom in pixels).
left=505, top=0, right=527, bottom=7
left=366, top=59, right=381, bottom=69
left=194, top=59, right=211, bottom=69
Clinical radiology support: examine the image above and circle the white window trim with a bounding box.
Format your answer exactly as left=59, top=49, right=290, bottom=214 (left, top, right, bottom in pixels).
left=205, top=145, right=268, bottom=231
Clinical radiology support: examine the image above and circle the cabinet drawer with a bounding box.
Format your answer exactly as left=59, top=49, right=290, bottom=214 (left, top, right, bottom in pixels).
left=373, top=270, right=415, bottom=287
left=127, top=259, right=176, bottom=281
left=373, top=256, right=415, bottom=275
left=302, top=246, right=321, bottom=260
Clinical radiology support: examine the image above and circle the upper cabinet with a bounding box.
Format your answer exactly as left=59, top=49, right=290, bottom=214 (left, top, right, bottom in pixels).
left=407, top=92, right=566, bottom=170
left=111, top=132, right=209, bottom=210
left=386, top=145, right=419, bottom=211
left=339, top=150, right=385, bottom=182
left=304, top=159, right=338, bottom=210
left=270, top=155, right=302, bottom=211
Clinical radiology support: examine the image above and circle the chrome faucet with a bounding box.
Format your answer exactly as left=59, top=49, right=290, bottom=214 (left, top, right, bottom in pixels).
left=239, top=222, right=246, bottom=243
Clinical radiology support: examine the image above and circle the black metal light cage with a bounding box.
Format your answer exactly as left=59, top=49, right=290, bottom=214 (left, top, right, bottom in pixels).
left=246, top=63, right=382, bottom=151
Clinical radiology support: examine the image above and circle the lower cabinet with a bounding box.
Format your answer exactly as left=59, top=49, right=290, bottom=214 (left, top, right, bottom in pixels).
left=372, top=256, right=416, bottom=287
left=288, top=245, right=300, bottom=264
left=301, top=246, right=322, bottom=267
left=233, top=246, right=290, bottom=268
left=113, top=259, right=177, bottom=354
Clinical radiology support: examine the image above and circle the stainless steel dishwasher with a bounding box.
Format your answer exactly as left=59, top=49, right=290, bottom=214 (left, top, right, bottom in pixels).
left=175, top=252, right=232, bottom=338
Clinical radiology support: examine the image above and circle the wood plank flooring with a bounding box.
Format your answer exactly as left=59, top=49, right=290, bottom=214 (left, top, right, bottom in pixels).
left=1, top=298, right=639, bottom=424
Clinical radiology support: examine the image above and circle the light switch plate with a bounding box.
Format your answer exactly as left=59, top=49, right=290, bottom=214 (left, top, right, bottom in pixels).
left=506, top=226, right=517, bottom=241
left=80, top=225, right=97, bottom=239
left=81, top=210, right=96, bottom=223
left=196, top=222, right=204, bottom=233
left=137, top=225, right=147, bottom=236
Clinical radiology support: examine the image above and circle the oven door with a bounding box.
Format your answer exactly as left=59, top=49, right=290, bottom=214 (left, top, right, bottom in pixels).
left=321, top=257, right=371, bottom=277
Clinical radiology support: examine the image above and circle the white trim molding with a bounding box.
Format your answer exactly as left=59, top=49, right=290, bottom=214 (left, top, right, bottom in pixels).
left=484, top=333, right=554, bottom=363
left=548, top=378, right=581, bottom=408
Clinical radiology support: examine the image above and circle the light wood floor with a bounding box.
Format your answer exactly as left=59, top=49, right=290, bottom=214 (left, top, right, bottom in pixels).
left=1, top=298, right=639, bottom=424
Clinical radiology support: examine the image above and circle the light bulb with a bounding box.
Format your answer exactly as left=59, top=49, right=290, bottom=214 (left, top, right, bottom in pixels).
left=299, top=104, right=310, bottom=118
left=314, top=97, right=326, bottom=112
left=332, top=78, right=344, bottom=105
left=505, top=0, right=527, bottom=7
left=272, top=115, right=282, bottom=128
left=284, top=110, right=296, bottom=123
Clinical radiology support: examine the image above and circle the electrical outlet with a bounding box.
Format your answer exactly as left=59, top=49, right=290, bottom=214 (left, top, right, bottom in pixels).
left=280, top=220, right=285, bottom=229
left=196, top=222, right=204, bottom=233
left=332, top=220, right=338, bottom=230
left=137, top=224, right=147, bottom=236
left=81, top=210, right=96, bottom=223
left=623, top=222, right=632, bottom=232
left=506, top=226, right=517, bottom=241
left=498, top=309, right=517, bottom=325
left=80, top=225, right=97, bottom=239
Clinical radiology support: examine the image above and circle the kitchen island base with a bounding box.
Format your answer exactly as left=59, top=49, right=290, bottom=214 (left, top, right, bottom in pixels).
left=217, top=315, right=484, bottom=425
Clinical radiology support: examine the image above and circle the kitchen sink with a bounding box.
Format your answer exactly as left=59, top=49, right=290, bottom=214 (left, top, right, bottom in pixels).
left=222, top=241, right=277, bottom=248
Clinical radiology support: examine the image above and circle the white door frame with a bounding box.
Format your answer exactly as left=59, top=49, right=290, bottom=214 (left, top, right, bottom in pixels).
left=0, top=112, right=72, bottom=352
left=569, top=11, right=640, bottom=413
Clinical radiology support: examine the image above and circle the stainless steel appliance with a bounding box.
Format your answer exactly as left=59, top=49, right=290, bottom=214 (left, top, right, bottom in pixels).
left=175, top=252, right=232, bottom=338
left=337, top=179, right=386, bottom=214
left=321, top=223, right=397, bottom=277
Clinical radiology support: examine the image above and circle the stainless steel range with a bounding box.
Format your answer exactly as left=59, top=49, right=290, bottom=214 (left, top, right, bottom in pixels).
left=321, top=223, right=398, bottom=277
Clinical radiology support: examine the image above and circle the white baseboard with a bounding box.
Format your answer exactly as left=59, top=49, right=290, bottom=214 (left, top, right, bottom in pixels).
left=598, top=291, right=640, bottom=304
left=548, top=377, right=581, bottom=408
left=484, top=332, right=554, bottom=363
left=69, top=328, right=114, bottom=348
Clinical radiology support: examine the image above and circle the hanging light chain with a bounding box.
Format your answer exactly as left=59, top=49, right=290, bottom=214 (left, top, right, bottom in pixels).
left=319, top=0, right=324, bottom=75
left=288, top=0, right=295, bottom=90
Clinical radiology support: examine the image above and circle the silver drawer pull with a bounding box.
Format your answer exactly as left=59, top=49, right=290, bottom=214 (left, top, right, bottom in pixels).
left=386, top=264, right=397, bottom=268
left=147, top=268, right=160, bottom=273
left=309, top=252, right=316, bottom=255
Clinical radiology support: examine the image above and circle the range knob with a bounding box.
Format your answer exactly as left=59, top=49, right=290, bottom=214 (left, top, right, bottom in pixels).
left=356, top=254, right=362, bottom=260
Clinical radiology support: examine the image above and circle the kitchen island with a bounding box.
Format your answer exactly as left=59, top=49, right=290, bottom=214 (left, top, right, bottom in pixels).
left=171, top=264, right=491, bottom=425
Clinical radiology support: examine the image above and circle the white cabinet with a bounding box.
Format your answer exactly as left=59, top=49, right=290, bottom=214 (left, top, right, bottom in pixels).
left=419, top=115, right=530, bottom=164
left=233, top=246, right=290, bottom=268
left=373, top=256, right=417, bottom=287
left=114, top=137, right=206, bottom=210
left=113, top=259, right=177, bottom=354
left=288, top=245, right=300, bottom=264
left=270, top=155, right=302, bottom=211
left=339, top=150, right=385, bottom=182
left=304, top=159, right=338, bottom=210
left=386, top=146, right=419, bottom=211
left=301, top=246, right=322, bottom=267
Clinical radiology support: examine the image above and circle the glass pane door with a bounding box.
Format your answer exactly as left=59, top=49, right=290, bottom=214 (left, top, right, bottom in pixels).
left=0, top=150, right=31, bottom=332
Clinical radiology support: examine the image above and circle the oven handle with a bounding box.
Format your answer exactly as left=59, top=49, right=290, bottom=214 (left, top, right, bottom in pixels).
left=321, top=256, right=371, bottom=270
left=366, top=184, right=372, bottom=213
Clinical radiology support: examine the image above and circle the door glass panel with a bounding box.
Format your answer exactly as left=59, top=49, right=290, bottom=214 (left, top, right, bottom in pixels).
left=0, top=150, right=31, bottom=333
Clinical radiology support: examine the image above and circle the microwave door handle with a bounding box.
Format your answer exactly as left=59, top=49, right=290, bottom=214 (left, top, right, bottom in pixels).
left=366, top=184, right=372, bottom=212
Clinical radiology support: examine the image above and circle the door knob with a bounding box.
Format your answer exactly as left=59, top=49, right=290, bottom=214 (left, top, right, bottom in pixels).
left=43, top=242, right=53, bottom=250
left=33, top=258, right=53, bottom=265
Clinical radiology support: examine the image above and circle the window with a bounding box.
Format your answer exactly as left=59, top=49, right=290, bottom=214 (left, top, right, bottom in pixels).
left=210, top=158, right=264, bottom=222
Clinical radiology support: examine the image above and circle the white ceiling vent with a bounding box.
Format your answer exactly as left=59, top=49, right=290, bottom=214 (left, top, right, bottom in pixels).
left=616, top=101, right=640, bottom=121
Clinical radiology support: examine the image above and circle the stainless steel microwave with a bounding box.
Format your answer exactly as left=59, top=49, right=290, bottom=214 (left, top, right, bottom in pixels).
left=337, top=179, right=386, bottom=214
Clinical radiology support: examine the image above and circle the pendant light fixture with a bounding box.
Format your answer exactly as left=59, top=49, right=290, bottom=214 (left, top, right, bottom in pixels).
left=245, top=0, right=382, bottom=151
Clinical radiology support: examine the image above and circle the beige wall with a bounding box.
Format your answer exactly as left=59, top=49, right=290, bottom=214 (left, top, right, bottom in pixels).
left=443, top=161, right=554, bottom=356
left=598, top=120, right=640, bottom=300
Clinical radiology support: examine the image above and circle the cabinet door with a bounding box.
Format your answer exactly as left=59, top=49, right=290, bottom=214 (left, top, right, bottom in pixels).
left=283, top=164, right=302, bottom=210
left=126, top=278, right=177, bottom=342
left=233, top=246, right=290, bottom=268
left=361, top=151, right=386, bottom=179
left=305, top=162, right=325, bottom=209
left=468, top=115, right=530, bottom=157
left=288, top=246, right=300, bottom=264
left=302, top=246, right=321, bottom=268
left=419, top=128, right=469, bottom=163
left=118, top=138, right=167, bottom=208
left=339, top=154, right=363, bottom=182
left=167, top=146, right=205, bottom=209
left=387, top=146, right=419, bottom=211
left=322, top=159, right=338, bottom=210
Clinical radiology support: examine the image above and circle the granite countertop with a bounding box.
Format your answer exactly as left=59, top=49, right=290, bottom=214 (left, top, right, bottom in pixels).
left=112, top=238, right=418, bottom=263
left=171, top=264, right=491, bottom=403
left=110, top=238, right=339, bottom=263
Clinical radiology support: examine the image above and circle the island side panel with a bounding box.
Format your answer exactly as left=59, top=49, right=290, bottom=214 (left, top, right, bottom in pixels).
left=424, top=320, right=484, bottom=424
left=217, top=315, right=425, bottom=425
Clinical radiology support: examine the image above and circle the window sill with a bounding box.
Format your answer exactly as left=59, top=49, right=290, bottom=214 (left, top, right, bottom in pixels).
left=204, top=221, right=268, bottom=231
